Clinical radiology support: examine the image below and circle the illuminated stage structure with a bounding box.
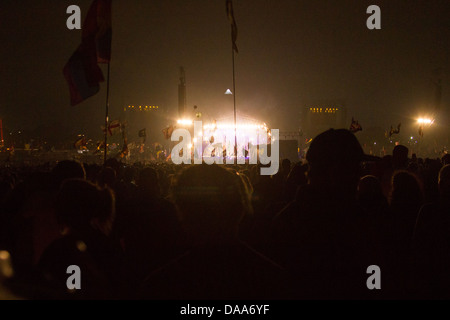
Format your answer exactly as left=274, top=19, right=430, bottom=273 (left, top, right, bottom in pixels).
left=176, top=116, right=272, bottom=162
left=174, top=67, right=274, bottom=162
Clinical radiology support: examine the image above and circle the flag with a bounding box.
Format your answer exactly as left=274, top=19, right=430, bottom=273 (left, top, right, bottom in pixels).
left=139, top=128, right=146, bottom=138
left=139, top=128, right=146, bottom=144
left=94, top=141, right=106, bottom=154
left=117, top=122, right=128, bottom=158
left=226, top=0, right=238, bottom=53
left=74, top=135, right=87, bottom=149
left=389, top=123, right=401, bottom=137
left=162, top=125, right=174, bottom=140
left=102, top=119, right=121, bottom=136
left=63, top=0, right=112, bottom=106
left=82, top=0, right=112, bottom=64
left=118, top=137, right=128, bottom=158
left=349, top=117, right=362, bottom=133
left=94, top=0, right=112, bottom=64
left=63, top=46, right=103, bottom=106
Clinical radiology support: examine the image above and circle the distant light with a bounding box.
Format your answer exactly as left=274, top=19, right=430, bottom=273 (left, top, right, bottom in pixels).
left=225, top=89, right=233, bottom=95
left=417, top=118, right=433, bottom=124
left=188, top=143, right=193, bottom=149
left=411, top=136, right=414, bottom=140
left=193, top=138, right=197, bottom=143
left=177, top=119, right=193, bottom=125
left=374, top=142, right=377, bottom=145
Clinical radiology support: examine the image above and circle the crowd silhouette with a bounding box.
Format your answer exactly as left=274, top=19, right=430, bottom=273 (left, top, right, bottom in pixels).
left=0, top=128, right=449, bottom=300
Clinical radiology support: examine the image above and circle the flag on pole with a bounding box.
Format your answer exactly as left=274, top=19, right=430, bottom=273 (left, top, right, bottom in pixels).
left=389, top=123, right=401, bottom=137
left=93, top=0, right=112, bottom=63
left=63, top=0, right=112, bottom=106
left=118, top=136, right=128, bottom=158
left=349, top=117, right=362, bottom=133
left=138, top=128, right=146, bottom=138
left=94, top=141, right=107, bottom=154
left=139, top=128, right=147, bottom=143
left=102, top=119, right=121, bottom=136
left=81, top=0, right=112, bottom=64
left=226, top=0, right=238, bottom=53
left=63, top=46, right=104, bottom=106
left=162, top=125, right=174, bottom=140
left=74, top=135, right=87, bottom=149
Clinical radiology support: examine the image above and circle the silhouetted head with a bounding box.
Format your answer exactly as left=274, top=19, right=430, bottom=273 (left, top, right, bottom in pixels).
left=392, top=145, right=409, bottom=169
left=122, top=166, right=136, bottom=184
left=306, top=129, right=365, bottom=194
left=357, top=175, right=386, bottom=207
left=104, top=158, right=121, bottom=173
left=390, top=170, right=423, bottom=208
left=137, top=167, right=160, bottom=197
left=96, top=166, right=116, bottom=188
left=442, top=154, right=450, bottom=166
left=285, top=162, right=308, bottom=201
left=172, top=164, right=250, bottom=244
left=52, top=160, right=86, bottom=187
left=281, top=159, right=291, bottom=175
left=55, top=179, right=115, bottom=236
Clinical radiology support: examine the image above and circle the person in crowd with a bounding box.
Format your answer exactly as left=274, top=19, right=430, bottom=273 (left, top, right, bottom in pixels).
left=120, top=167, right=183, bottom=285
left=139, top=164, right=287, bottom=300
left=441, top=154, right=450, bottom=166
left=382, top=170, right=424, bottom=298
left=269, top=129, right=379, bottom=299
left=410, top=164, right=450, bottom=299
left=35, top=179, right=129, bottom=299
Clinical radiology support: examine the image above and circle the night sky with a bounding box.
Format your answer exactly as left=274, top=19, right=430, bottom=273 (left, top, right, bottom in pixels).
left=1, top=0, right=449, bottom=145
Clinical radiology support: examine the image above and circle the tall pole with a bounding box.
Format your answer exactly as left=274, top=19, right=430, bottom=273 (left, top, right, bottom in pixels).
left=103, top=62, right=111, bottom=165
left=232, top=31, right=238, bottom=164
left=0, top=118, right=4, bottom=147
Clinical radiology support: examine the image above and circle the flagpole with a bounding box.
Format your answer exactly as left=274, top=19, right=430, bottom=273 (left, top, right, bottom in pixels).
left=103, top=62, right=111, bottom=165
left=232, top=30, right=237, bottom=165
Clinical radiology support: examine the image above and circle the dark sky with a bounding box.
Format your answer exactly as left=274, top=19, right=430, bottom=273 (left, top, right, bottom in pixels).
left=1, top=0, right=449, bottom=143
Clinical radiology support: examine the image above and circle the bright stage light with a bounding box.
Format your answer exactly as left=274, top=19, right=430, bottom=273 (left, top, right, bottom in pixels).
left=197, top=118, right=270, bottom=158
left=417, top=118, right=434, bottom=125
left=177, top=119, right=193, bottom=125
